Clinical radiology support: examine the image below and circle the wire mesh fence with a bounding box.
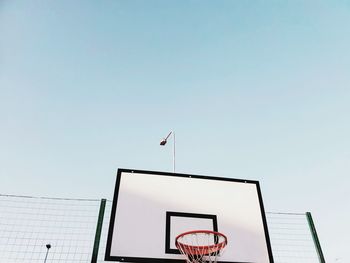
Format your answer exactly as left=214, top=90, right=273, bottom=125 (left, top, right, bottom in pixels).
left=0, top=194, right=104, bottom=263
left=0, top=194, right=323, bottom=263
left=266, top=212, right=321, bottom=263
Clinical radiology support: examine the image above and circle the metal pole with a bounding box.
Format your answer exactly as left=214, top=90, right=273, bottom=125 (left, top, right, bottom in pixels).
left=44, top=250, right=48, bottom=263
left=306, top=212, right=326, bottom=263
left=44, top=244, right=51, bottom=263
left=173, top=131, right=175, bottom=173
left=91, top=199, right=106, bottom=263
left=160, top=131, right=176, bottom=172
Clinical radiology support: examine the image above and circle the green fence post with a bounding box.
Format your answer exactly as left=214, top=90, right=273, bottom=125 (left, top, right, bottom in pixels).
left=306, top=212, right=326, bottom=263
left=91, top=199, right=106, bottom=263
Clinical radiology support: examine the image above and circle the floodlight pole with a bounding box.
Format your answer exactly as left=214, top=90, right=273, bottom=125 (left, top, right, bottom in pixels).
left=173, top=132, right=175, bottom=173
left=160, top=131, right=176, bottom=173
left=44, top=244, right=51, bottom=263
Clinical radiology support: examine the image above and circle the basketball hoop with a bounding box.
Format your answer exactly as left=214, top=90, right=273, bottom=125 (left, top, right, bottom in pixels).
left=175, top=230, right=228, bottom=263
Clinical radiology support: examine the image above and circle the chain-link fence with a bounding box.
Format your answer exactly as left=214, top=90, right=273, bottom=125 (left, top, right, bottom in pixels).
left=0, top=194, right=324, bottom=263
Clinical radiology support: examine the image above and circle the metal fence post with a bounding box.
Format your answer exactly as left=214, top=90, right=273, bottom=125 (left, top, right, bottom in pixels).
left=306, top=212, right=326, bottom=263
left=91, top=199, right=106, bottom=263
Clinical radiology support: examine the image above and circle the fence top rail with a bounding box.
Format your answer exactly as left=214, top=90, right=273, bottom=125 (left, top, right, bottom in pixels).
left=266, top=211, right=306, bottom=216
left=1, top=194, right=304, bottom=215
left=0, top=193, right=112, bottom=202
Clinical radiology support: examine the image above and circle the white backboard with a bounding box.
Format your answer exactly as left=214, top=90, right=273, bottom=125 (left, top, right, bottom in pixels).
left=105, top=169, right=274, bottom=263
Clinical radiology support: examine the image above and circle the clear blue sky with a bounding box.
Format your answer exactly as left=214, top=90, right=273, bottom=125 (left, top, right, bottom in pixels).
left=1, top=1, right=349, bottom=262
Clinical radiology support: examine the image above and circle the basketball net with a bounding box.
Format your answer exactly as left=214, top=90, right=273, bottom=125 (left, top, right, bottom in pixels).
left=175, top=230, right=228, bottom=263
